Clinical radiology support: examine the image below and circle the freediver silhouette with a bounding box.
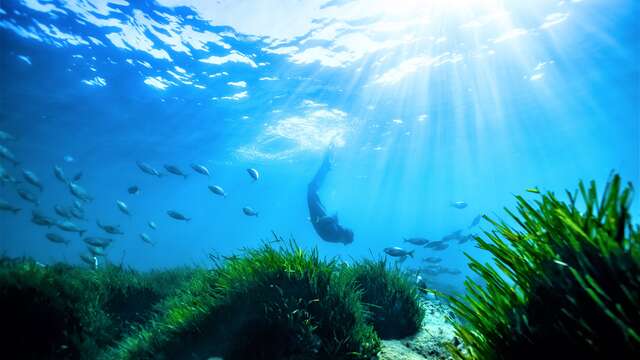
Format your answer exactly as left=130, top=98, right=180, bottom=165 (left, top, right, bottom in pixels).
left=307, top=146, right=354, bottom=245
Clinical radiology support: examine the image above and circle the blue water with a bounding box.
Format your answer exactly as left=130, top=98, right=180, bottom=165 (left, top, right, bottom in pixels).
left=0, top=0, right=638, bottom=293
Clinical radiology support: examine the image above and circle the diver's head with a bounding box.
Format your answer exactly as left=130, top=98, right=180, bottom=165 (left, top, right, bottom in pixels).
left=341, top=228, right=354, bottom=245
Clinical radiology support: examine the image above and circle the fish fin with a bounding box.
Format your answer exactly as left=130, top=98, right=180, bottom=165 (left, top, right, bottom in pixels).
left=79, top=230, right=86, bottom=237
left=12, top=208, right=20, bottom=214
left=255, top=212, right=259, bottom=217
left=409, top=250, right=415, bottom=258
left=186, top=218, right=191, bottom=222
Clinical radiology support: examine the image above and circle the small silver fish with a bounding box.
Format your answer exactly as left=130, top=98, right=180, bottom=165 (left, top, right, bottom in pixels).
left=404, top=237, right=430, bottom=245
left=384, top=247, right=414, bottom=258
left=83, top=237, right=113, bottom=248
left=242, top=206, right=258, bottom=217
left=97, top=220, right=124, bottom=235
left=46, top=233, right=70, bottom=245
left=17, top=188, right=39, bottom=206
left=69, top=182, right=93, bottom=202
left=0, top=144, right=18, bottom=165
left=167, top=210, right=190, bottom=221
left=450, top=201, right=468, bottom=209
left=468, top=214, right=483, bottom=228
left=80, top=253, right=98, bottom=268
left=191, top=163, right=210, bottom=177
left=247, top=168, right=259, bottom=181
left=22, top=170, right=43, bottom=191
left=208, top=185, right=226, bottom=197
left=53, top=166, right=68, bottom=184
left=31, top=211, right=57, bottom=227
left=148, top=221, right=157, bottom=230
left=137, top=161, right=162, bottom=177
left=54, top=205, right=72, bottom=219
left=140, top=233, right=155, bottom=246
left=164, top=165, right=187, bottom=179
left=116, top=200, right=131, bottom=216
left=0, top=199, right=20, bottom=214
left=56, top=220, right=87, bottom=237
left=87, top=245, right=106, bottom=257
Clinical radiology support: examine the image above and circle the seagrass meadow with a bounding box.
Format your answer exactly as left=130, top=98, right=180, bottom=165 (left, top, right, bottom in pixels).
left=448, top=174, right=640, bottom=359
left=0, top=175, right=638, bottom=360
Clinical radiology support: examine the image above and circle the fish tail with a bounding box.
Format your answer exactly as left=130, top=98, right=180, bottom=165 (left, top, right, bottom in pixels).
left=79, top=230, right=86, bottom=237
left=409, top=250, right=415, bottom=258
left=12, top=208, right=20, bottom=214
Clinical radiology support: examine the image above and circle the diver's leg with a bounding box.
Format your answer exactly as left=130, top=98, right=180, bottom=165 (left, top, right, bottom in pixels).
left=309, top=148, right=333, bottom=191
left=307, top=148, right=333, bottom=219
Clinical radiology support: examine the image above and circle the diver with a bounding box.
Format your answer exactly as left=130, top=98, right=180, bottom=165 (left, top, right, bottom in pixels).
left=307, top=146, right=354, bottom=245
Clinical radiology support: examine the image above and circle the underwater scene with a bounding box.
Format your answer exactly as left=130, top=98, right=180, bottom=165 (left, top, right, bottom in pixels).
left=0, top=0, right=639, bottom=359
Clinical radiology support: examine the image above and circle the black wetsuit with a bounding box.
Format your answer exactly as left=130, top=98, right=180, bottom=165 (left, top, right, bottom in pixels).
left=307, top=149, right=354, bottom=245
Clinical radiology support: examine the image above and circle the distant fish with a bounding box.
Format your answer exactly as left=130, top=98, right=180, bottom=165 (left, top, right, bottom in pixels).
left=72, top=172, right=82, bottom=182
left=53, top=166, right=68, bottom=184
left=247, top=168, right=259, bottom=181
left=64, top=155, right=75, bottom=163
left=31, top=210, right=57, bottom=227
left=0, top=199, right=20, bottom=214
left=87, top=245, right=106, bottom=257
left=423, top=257, right=442, bottom=264
left=80, top=253, right=98, bottom=268
left=56, top=220, right=87, bottom=237
left=468, top=214, right=483, bottom=228
left=69, top=182, right=93, bottom=202
left=242, top=206, right=258, bottom=217
left=164, top=164, right=187, bottom=179
left=458, top=234, right=474, bottom=244
left=0, top=130, right=16, bottom=141
left=127, top=185, right=140, bottom=195
left=526, top=187, right=540, bottom=194
left=97, top=220, right=124, bottom=235
left=445, top=268, right=462, bottom=275
left=191, top=164, right=210, bottom=177
left=384, top=247, right=414, bottom=258
left=404, top=237, right=430, bottom=246
left=425, top=240, right=448, bottom=250
left=54, top=205, right=72, bottom=219
left=148, top=221, right=157, bottom=230
left=441, top=230, right=463, bottom=242
left=167, top=210, right=190, bottom=221
left=450, top=201, right=468, bottom=209
left=137, top=161, right=162, bottom=177
left=116, top=200, right=131, bottom=216
left=46, top=233, right=70, bottom=245
left=69, top=206, right=85, bottom=221
left=0, top=165, right=20, bottom=185
left=22, top=170, right=43, bottom=191
left=140, top=233, right=155, bottom=246
left=0, top=144, right=18, bottom=165
left=72, top=200, right=83, bottom=211
left=208, top=185, right=226, bottom=197
left=17, top=188, right=39, bottom=206
left=83, top=237, right=113, bottom=248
